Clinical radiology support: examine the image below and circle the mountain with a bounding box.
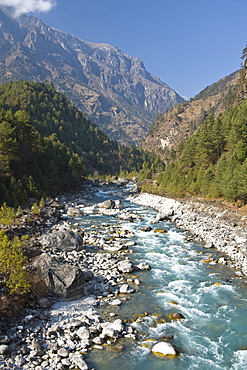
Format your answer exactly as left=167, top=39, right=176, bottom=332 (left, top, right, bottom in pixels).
left=142, top=70, right=240, bottom=160
left=0, top=8, right=184, bottom=145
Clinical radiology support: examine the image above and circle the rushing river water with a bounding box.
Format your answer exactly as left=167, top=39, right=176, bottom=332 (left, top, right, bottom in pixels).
left=70, top=187, right=247, bottom=370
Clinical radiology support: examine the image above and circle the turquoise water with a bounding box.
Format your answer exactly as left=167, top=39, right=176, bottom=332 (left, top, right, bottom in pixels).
left=74, top=189, right=247, bottom=370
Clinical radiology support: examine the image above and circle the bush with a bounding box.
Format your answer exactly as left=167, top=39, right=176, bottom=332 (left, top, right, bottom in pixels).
left=0, top=231, right=30, bottom=295
left=0, top=203, right=16, bottom=226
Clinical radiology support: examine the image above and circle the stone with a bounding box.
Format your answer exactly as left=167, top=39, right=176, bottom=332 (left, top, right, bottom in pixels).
left=61, top=358, right=71, bottom=366
left=0, top=336, right=10, bottom=344
left=101, top=327, right=118, bottom=339
left=204, top=241, right=214, bottom=249
left=110, top=319, right=124, bottom=332
left=38, top=297, right=53, bottom=308
left=151, top=341, right=177, bottom=356
left=97, top=199, right=116, bottom=209
left=33, top=253, right=85, bottom=300
left=0, top=345, right=9, bottom=355
left=156, top=210, right=174, bottom=221
left=117, top=260, right=134, bottom=273
left=39, top=229, right=82, bottom=251
left=57, top=348, right=70, bottom=358
left=92, top=336, right=104, bottom=344
left=140, top=226, right=152, bottom=232
left=119, top=284, right=135, bottom=294
left=168, top=312, right=185, bottom=320
left=136, top=262, right=151, bottom=270
left=70, top=353, right=88, bottom=370
left=77, top=327, right=90, bottom=340
left=31, top=339, right=43, bottom=350
left=93, top=345, right=104, bottom=350
left=67, top=207, right=83, bottom=217
left=110, top=299, right=122, bottom=306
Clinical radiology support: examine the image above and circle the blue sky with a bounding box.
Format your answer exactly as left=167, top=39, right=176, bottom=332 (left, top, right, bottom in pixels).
left=4, top=0, right=247, bottom=99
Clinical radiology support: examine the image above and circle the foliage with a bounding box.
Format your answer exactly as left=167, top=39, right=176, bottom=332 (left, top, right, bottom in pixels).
left=157, top=99, right=247, bottom=203
left=0, top=231, right=30, bottom=295
left=0, top=80, right=155, bottom=206
left=0, top=203, right=17, bottom=226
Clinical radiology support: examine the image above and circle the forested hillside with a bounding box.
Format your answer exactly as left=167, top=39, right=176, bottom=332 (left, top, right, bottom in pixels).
left=155, top=100, right=247, bottom=203
left=0, top=80, right=153, bottom=206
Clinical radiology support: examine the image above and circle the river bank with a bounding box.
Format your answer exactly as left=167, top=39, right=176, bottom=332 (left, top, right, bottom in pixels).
left=1, top=179, right=247, bottom=369
left=0, top=180, right=152, bottom=369
left=128, top=191, right=247, bottom=276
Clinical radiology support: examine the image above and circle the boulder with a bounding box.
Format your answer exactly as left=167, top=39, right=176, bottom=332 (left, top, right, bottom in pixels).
left=168, top=312, right=185, bottom=321
left=33, top=253, right=85, bottom=300
left=77, top=327, right=90, bottom=340
left=67, top=207, right=84, bottom=217
left=151, top=341, right=177, bottom=356
left=156, top=209, right=174, bottom=221
left=136, top=262, right=151, bottom=270
left=0, top=345, right=9, bottom=355
left=101, top=327, right=118, bottom=339
left=140, top=226, right=152, bottom=232
left=110, top=299, right=122, bottom=306
left=203, top=241, right=214, bottom=249
left=117, top=260, right=134, bottom=273
left=119, top=284, right=135, bottom=294
left=70, top=353, right=88, bottom=370
left=97, top=199, right=116, bottom=209
left=39, top=229, right=82, bottom=251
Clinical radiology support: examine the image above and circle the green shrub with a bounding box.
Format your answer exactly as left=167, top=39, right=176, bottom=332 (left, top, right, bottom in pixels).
left=0, top=231, right=30, bottom=295
left=0, top=203, right=16, bottom=226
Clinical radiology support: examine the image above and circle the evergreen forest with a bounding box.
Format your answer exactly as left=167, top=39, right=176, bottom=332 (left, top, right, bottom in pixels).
left=156, top=99, right=247, bottom=203
left=0, top=80, right=155, bottom=207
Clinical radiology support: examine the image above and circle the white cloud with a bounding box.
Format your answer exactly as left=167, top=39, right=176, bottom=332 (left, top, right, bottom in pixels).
left=0, top=0, right=56, bottom=15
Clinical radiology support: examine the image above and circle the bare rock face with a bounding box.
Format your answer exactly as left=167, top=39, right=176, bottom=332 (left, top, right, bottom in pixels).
left=33, top=253, right=85, bottom=300
left=0, top=8, right=184, bottom=145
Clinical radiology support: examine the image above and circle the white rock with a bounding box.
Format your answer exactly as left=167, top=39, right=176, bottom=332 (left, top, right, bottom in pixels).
left=77, top=327, right=90, bottom=340
left=110, top=299, right=122, bottom=306
left=151, top=341, right=177, bottom=356
left=119, top=284, right=134, bottom=293
left=70, top=353, right=88, bottom=370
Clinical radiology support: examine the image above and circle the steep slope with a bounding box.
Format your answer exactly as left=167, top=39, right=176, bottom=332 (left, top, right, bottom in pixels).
left=0, top=80, right=155, bottom=206
left=142, top=71, right=240, bottom=159
left=0, top=8, right=184, bottom=145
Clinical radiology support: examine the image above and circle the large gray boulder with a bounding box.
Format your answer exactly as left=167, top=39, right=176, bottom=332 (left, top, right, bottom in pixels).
left=33, top=253, right=85, bottom=300
left=97, top=199, right=116, bottom=209
left=39, top=229, right=82, bottom=251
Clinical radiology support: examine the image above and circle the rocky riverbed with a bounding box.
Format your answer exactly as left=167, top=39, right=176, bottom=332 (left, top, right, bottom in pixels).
left=1, top=179, right=247, bottom=370
left=128, top=192, right=247, bottom=276
left=0, top=180, right=152, bottom=369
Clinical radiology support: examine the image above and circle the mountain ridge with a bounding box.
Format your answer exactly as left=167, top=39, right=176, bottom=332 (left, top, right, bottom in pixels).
left=142, top=70, right=240, bottom=160
left=0, top=8, right=184, bottom=145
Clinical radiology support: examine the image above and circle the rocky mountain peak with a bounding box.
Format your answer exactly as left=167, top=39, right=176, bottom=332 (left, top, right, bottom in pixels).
left=0, top=8, right=184, bottom=145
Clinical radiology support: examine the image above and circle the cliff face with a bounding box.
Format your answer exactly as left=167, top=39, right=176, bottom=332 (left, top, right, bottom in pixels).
left=0, top=8, right=184, bottom=145
left=142, top=71, right=240, bottom=159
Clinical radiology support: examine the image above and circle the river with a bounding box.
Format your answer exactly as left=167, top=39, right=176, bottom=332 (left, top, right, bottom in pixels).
left=69, top=186, right=247, bottom=370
